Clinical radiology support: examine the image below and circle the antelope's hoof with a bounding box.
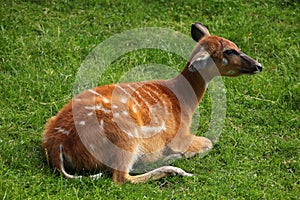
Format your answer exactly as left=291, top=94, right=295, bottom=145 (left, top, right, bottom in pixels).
left=201, top=137, right=213, bottom=152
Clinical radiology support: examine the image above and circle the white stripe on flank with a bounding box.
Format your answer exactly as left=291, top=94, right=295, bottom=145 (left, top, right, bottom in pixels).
left=126, top=84, right=137, bottom=92
left=88, top=89, right=110, bottom=103
left=128, top=84, right=157, bottom=112
left=127, top=131, right=134, bottom=138
left=85, top=105, right=111, bottom=114
left=133, top=88, right=152, bottom=110
left=116, top=85, right=142, bottom=114
left=116, top=86, right=131, bottom=98
left=134, top=128, right=139, bottom=137
left=117, top=85, right=139, bottom=105
left=126, top=128, right=139, bottom=138
left=147, top=83, right=169, bottom=111
left=140, top=121, right=166, bottom=134
left=139, top=85, right=160, bottom=105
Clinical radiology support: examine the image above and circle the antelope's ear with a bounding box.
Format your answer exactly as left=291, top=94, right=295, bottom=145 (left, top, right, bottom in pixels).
left=191, top=22, right=210, bottom=42
left=188, top=51, right=211, bottom=72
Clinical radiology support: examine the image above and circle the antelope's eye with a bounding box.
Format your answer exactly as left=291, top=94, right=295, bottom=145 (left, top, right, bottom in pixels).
left=224, top=49, right=238, bottom=56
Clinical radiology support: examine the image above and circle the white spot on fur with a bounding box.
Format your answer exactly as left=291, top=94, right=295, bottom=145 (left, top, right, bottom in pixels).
left=99, top=120, right=104, bottom=131
left=54, top=127, right=70, bottom=135
left=89, top=144, right=95, bottom=151
left=116, top=86, right=131, bottom=101
left=120, top=97, right=127, bottom=103
left=102, top=98, right=110, bottom=104
left=113, top=113, right=120, bottom=118
left=87, top=112, right=94, bottom=116
left=122, top=111, right=129, bottom=116
left=79, top=121, right=86, bottom=126
left=102, top=137, right=108, bottom=143
left=132, top=105, right=138, bottom=113
left=117, top=85, right=141, bottom=109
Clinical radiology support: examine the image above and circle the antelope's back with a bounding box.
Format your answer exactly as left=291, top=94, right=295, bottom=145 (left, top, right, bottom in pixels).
left=42, top=80, right=186, bottom=170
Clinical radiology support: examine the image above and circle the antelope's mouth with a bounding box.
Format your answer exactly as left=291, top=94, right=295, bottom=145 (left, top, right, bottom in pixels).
left=241, top=64, right=263, bottom=75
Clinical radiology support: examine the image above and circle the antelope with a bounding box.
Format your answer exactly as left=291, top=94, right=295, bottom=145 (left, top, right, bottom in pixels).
left=42, top=22, right=262, bottom=183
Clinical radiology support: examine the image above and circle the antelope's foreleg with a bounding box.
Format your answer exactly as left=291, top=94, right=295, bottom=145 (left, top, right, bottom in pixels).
left=184, top=136, right=213, bottom=158
left=113, top=166, right=193, bottom=184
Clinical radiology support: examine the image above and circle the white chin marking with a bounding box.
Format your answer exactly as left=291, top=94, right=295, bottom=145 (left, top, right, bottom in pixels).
left=226, top=70, right=235, bottom=75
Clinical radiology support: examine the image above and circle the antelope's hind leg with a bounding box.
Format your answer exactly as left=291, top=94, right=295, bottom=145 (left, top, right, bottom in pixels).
left=113, top=166, right=193, bottom=184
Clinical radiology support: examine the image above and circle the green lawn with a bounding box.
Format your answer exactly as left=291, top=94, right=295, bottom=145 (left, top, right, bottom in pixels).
left=1, top=0, right=299, bottom=199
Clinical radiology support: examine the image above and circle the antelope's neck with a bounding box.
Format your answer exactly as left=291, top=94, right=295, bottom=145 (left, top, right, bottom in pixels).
left=166, top=64, right=210, bottom=111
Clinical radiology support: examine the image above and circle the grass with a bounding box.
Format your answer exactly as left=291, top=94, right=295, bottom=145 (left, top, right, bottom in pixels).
left=0, top=0, right=299, bottom=199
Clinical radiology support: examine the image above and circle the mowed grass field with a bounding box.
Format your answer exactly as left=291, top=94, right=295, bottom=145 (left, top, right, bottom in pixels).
left=1, top=0, right=299, bottom=199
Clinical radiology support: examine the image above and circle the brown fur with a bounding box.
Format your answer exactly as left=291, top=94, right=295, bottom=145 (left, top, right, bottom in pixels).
left=42, top=22, right=262, bottom=183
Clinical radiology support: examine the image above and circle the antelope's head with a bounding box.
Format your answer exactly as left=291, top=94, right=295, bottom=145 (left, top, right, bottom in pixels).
left=188, top=22, right=262, bottom=77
